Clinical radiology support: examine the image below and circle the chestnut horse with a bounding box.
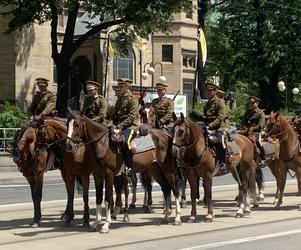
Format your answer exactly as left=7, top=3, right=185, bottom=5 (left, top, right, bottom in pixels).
left=69, top=113, right=181, bottom=233
left=265, top=112, right=301, bottom=209
left=172, top=115, right=257, bottom=222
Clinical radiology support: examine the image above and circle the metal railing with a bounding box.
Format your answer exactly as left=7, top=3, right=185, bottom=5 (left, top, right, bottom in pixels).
left=0, top=128, right=20, bottom=151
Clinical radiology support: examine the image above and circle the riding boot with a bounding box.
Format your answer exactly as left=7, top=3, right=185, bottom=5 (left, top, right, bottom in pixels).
left=51, top=145, right=64, bottom=169
left=124, top=147, right=134, bottom=176
left=258, top=146, right=266, bottom=168
left=219, top=147, right=226, bottom=172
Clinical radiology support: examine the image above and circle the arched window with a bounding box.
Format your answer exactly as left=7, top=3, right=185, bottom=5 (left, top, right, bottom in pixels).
left=113, top=50, right=134, bottom=81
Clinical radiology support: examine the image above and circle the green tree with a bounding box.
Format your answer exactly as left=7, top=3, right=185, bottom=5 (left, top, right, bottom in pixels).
left=0, top=0, right=190, bottom=115
left=202, top=0, right=301, bottom=112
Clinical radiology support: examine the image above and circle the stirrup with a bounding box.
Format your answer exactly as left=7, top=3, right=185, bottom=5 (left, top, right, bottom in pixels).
left=258, top=160, right=266, bottom=168
left=125, top=168, right=134, bottom=176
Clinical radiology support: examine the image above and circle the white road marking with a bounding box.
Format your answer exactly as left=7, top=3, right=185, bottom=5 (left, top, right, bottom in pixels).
left=179, top=229, right=301, bottom=250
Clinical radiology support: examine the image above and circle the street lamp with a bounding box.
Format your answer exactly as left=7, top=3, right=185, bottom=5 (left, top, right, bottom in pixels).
left=278, top=81, right=300, bottom=115
left=142, top=62, right=166, bottom=86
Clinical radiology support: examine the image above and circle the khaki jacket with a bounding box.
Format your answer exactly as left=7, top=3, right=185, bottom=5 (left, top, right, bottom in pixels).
left=29, top=90, right=57, bottom=117
left=241, top=107, right=265, bottom=132
left=151, top=97, right=174, bottom=126
left=113, top=92, right=139, bottom=130
left=82, top=94, right=108, bottom=123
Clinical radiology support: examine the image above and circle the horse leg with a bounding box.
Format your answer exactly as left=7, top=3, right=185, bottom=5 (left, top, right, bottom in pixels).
left=30, top=172, right=44, bottom=227
left=143, top=172, right=154, bottom=214
left=26, top=174, right=38, bottom=227
left=123, top=178, right=130, bottom=222
left=112, top=176, right=123, bottom=220
left=91, top=174, right=104, bottom=230
left=268, top=161, right=281, bottom=205
left=81, top=175, right=90, bottom=228
left=177, top=169, right=187, bottom=209
left=187, top=170, right=197, bottom=223
left=203, top=172, right=213, bottom=222
left=255, top=167, right=265, bottom=201
left=129, top=174, right=137, bottom=209
left=61, top=171, right=75, bottom=227
left=297, top=174, right=301, bottom=196
left=274, top=163, right=287, bottom=209
left=100, top=173, right=114, bottom=234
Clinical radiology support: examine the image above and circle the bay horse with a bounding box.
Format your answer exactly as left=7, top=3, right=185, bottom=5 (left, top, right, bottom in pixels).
left=172, top=115, right=257, bottom=222
left=265, top=111, right=301, bottom=209
left=69, top=112, right=181, bottom=233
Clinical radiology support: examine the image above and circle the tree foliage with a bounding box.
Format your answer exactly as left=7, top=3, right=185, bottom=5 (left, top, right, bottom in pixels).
left=202, top=0, right=301, bottom=112
left=0, top=0, right=191, bottom=114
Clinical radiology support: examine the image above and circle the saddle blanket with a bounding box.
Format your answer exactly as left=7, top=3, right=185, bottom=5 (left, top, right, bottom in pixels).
left=227, top=141, right=240, bottom=155
left=262, top=141, right=276, bottom=157
left=131, top=134, right=155, bottom=154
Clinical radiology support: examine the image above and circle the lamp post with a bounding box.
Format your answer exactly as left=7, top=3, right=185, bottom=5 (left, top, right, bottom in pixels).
left=278, top=81, right=299, bottom=115
left=142, top=62, right=166, bottom=87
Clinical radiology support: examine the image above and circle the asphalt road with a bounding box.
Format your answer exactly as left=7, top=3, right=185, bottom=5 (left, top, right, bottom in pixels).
left=1, top=167, right=301, bottom=250
left=0, top=167, right=278, bottom=205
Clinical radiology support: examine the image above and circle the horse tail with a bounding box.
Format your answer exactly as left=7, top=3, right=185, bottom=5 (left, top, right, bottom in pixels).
left=248, top=161, right=257, bottom=199
left=140, top=171, right=153, bottom=190
left=75, top=175, right=83, bottom=195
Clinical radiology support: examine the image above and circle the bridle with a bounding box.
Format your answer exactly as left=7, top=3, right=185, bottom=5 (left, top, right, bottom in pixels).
left=266, top=118, right=289, bottom=143
left=72, top=118, right=109, bottom=146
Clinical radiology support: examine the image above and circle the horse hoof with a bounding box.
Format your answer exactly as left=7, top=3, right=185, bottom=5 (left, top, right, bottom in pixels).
left=273, top=205, right=280, bottom=210
left=234, top=195, right=239, bottom=201
left=99, top=228, right=109, bottom=234
left=123, top=217, right=129, bottom=223
left=244, top=210, right=251, bottom=216
left=204, top=215, right=213, bottom=223
left=160, top=219, right=169, bottom=225
left=235, top=213, right=244, bottom=218
left=143, top=206, right=153, bottom=214
left=63, top=221, right=71, bottom=227
left=30, top=222, right=40, bottom=228
left=129, top=204, right=136, bottom=209
left=82, top=222, right=90, bottom=228
left=187, top=217, right=196, bottom=223
left=173, top=220, right=181, bottom=226
left=111, top=215, right=117, bottom=220
left=252, top=203, right=259, bottom=209
left=61, top=213, right=67, bottom=220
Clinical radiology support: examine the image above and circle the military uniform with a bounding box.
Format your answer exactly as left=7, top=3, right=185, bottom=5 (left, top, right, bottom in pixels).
left=203, top=95, right=229, bottom=130
left=29, top=90, right=57, bottom=118
left=151, top=97, right=174, bottom=128
left=241, top=96, right=266, bottom=167
left=82, top=95, right=107, bottom=123
left=113, top=92, right=139, bottom=130
left=113, top=78, right=139, bottom=176
left=241, top=108, right=265, bottom=132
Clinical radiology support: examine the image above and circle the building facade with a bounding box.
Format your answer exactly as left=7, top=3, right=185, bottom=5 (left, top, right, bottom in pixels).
left=0, top=1, right=199, bottom=110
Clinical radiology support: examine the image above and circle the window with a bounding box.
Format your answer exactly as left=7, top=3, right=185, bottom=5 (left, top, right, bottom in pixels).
left=162, top=45, right=173, bottom=62
left=186, top=1, right=193, bottom=19
left=183, top=55, right=196, bottom=68
left=183, top=79, right=194, bottom=104
left=113, top=50, right=134, bottom=81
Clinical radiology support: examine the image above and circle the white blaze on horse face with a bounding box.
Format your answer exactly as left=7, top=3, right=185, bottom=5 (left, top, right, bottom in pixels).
left=172, top=126, right=180, bottom=156
left=145, top=108, right=150, bottom=118
left=67, top=119, right=74, bottom=140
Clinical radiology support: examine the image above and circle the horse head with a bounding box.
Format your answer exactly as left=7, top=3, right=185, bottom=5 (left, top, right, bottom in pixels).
left=172, top=113, right=190, bottom=159
left=265, top=111, right=281, bottom=138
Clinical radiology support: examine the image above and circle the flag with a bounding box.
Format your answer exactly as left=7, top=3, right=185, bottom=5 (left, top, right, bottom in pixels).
left=199, top=28, right=207, bottom=67
left=108, top=39, right=114, bottom=63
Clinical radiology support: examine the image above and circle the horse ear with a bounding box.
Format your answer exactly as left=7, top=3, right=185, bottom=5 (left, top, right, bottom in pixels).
left=275, top=111, right=280, bottom=119
left=180, top=112, right=184, bottom=120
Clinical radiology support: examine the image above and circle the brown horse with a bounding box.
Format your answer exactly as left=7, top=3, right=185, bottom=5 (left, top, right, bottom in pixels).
left=69, top=112, right=181, bottom=233
left=13, top=126, right=43, bottom=227
left=172, top=115, right=257, bottom=222
left=265, top=112, right=301, bottom=209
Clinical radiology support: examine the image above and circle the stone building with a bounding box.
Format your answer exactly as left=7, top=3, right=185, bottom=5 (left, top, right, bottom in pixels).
left=0, top=1, right=199, bottom=110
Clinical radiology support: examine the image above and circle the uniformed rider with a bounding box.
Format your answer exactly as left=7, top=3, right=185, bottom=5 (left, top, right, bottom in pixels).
left=81, top=80, right=108, bottom=124
left=113, top=78, right=139, bottom=176
left=241, top=96, right=266, bottom=167
left=151, top=83, right=174, bottom=129
left=29, top=78, right=57, bottom=119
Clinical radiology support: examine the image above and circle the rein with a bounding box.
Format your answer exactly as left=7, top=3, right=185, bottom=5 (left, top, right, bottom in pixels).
left=84, top=130, right=108, bottom=145
left=172, top=136, right=202, bottom=151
